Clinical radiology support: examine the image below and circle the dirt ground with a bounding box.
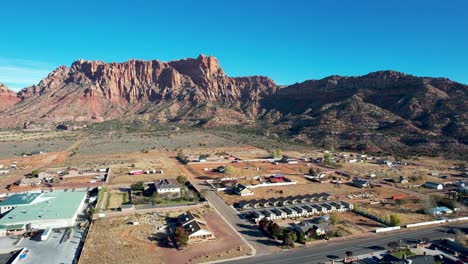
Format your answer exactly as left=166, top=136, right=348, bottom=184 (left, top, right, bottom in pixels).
left=108, top=152, right=184, bottom=184
left=360, top=203, right=436, bottom=225
left=159, top=211, right=250, bottom=264
left=188, top=161, right=328, bottom=181
left=81, top=207, right=249, bottom=264
left=339, top=159, right=461, bottom=185
left=218, top=174, right=410, bottom=205
left=80, top=213, right=167, bottom=264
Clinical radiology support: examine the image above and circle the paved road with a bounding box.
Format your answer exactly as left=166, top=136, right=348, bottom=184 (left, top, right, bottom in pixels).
left=203, top=188, right=279, bottom=255
left=225, top=223, right=468, bottom=264
left=178, top=163, right=279, bottom=255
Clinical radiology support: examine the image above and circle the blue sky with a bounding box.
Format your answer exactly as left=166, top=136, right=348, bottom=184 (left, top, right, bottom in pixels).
left=1, top=0, right=467, bottom=90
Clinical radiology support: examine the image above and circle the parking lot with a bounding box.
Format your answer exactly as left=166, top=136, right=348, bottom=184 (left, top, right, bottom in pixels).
left=17, top=226, right=84, bottom=264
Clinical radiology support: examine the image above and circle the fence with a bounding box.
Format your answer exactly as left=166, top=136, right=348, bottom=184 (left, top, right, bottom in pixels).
left=353, top=208, right=390, bottom=226
left=375, top=226, right=401, bottom=233
left=93, top=202, right=209, bottom=219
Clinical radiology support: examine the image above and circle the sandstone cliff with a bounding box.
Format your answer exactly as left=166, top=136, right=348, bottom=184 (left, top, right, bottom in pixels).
left=0, top=83, right=20, bottom=111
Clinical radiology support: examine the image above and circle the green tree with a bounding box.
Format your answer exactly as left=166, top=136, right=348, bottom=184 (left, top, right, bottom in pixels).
left=270, top=223, right=283, bottom=239
left=283, top=229, right=295, bottom=247
left=224, top=166, right=236, bottom=175
left=130, top=181, right=144, bottom=191
left=31, top=170, right=40, bottom=177
left=395, top=199, right=407, bottom=206
left=296, top=230, right=306, bottom=243
left=330, top=212, right=338, bottom=225
left=259, top=218, right=270, bottom=230
left=387, top=241, right=399, bottom=252
left=177, top=175, right=188, bottom=185
left=308, top=168, right=315, bottom=175
left=389, top=214, right=401, bottom=227
left=271, top=149, right=283, bottom=159
left=174, top=226, right=189, bottom=246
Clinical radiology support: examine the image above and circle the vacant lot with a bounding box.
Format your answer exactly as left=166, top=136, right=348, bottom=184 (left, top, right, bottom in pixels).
left=76, top=131, right=240, bottom=155
left=360, top=203, right=436, bottom=225
left=188, top=161, right=320, bottom=180
left=109, top=153, right=183, bottom=185
left=0, top=136, right=77, bottom=159
left=80, top=213, right=166, bottom=264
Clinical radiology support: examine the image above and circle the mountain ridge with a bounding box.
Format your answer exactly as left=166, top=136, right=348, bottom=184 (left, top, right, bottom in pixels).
left=0, top=55, right=466, bottom=157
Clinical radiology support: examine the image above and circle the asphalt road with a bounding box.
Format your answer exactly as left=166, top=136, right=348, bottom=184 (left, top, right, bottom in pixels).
left=225, top=223, right=468, bottom=264
left=202, top=186, right=279, bottom=255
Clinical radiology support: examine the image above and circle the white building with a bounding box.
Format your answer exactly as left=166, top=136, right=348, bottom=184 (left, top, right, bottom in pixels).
left=154, top=179, right=181, bottom=194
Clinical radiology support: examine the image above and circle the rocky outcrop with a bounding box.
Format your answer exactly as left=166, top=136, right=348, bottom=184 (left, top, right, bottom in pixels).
left=0, top=83, right=20, bottom=111
left=1, top=55, right=278, bottom=126
left=0, top=56, right=466, bottom=157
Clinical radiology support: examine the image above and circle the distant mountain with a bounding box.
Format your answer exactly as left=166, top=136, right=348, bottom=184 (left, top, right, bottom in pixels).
left=0, top=55, right=466, bottom=157
left=0, top=83, right=21, bottom=111
left=262, top=71, right=467, bottom=157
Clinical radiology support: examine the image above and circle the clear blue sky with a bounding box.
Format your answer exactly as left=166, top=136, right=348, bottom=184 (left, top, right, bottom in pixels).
left=1, top=0, right=467, bottom=90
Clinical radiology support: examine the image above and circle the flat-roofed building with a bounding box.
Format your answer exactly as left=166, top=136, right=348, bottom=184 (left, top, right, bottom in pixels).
left=0, top=192, right=42, bottom=215
left=0, top=191, right=86, bottom=234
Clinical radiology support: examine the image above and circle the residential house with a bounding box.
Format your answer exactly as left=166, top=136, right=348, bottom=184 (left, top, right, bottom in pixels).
left=426, top=206, right=453, bottom=215
left=177, top=211, right=215, bottom=242
left=330, top=202, right=345, bottom=212
left=340, top=201, right=354, bottom=210
left=293, top=206, right=308, bottom=217
left=377, top=159, right=393, bottom=166
left=257, top=199, right=270, bottom=207
left=289, top=197, right=301, bottom=204
left=296, top=195, right=309, bottom=204
left=252, top=211, right=265, bottom=222
left=312, top=204, right=327, bottom=214
left=154, top=179, right=181, bottom=198
left=294, top=220, right=329, bottom=238
left=232, top=184, right=254, bottom=196
left=423, top=182, right=443, bottom=190
left=283, top=207, right=299, bottom=218
left=352, top=178, right=371, bottom=188
left=251, top=200, right=262, bottom=208
left=301, top=205, right=317, bottom=215
left=272, top=208, right=287, bottom=219
left=321, top=203, right=335, bottom=213
left=267, top=198, right=281, bottom=207
left=277, top=197, right=289, bottom=206
left=237, top=200, right=251, bottom=210
left=262, top=210, right=277, bottom=220
left=320, top=193, right=331, bottom=201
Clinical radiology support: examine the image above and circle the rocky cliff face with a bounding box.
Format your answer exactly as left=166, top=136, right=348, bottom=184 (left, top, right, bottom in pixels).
left=2, top=55, right=277, bottom=126
left=0, top=83, right=20, bottom=111
left=0, top=56, right=466, bottom=157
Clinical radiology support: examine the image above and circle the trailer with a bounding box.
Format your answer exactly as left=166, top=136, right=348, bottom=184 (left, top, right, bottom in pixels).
left=129, top=170, right=144, bottom=175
